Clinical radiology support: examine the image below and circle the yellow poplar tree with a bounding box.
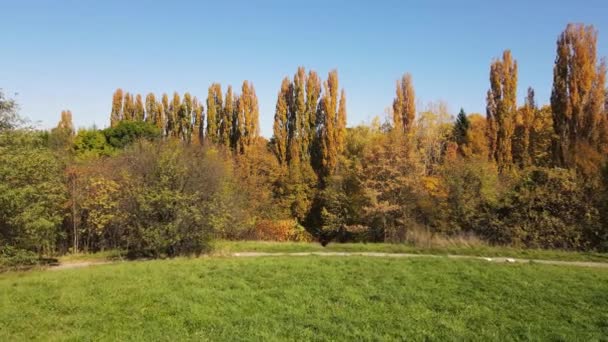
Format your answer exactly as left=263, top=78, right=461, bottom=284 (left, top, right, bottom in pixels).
left=110, top=88, right=123, bottom=127
left=486, top=50, right=518, bottom=171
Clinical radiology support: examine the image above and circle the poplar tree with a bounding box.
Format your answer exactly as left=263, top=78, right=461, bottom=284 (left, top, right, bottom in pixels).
left=486, top=50, right=518, bottom=171
left=392, top=73, right=416, bottom=133
left=518, top=87, right=536, bottom=167
left=58, top=110, right=75, bottom=134
left=221, top=86, right=234, bottom=148
left=145, top=93, right=157, bottom=124
left=135, top=94, right=145, bottom=121
left=305, top=71, right=321, bottom=160
left=168, top=92, right=181, bottom=138
left=192, top=96, right=204, bottom=145
left=123, top=93, right=135, bottom=121
left=180, top=92, right=193, bottom=141
left=110, top=88, right=123, bottom=127
left=272, top=77, right=291, bottom=165
left=236, top=81, right=259, bottom=154
left=161, top=93, right=170, bottom=136
left=206, top=83, right=222, bottom=144
left=289, top=67, right=307, bottom=163
left=318, top=70, right=347, bottom=178
left=551, top=23, right=606, bottom=168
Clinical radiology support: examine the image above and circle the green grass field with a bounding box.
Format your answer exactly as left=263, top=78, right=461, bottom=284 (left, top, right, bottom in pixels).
left=2, top=256, right=607, bottom=340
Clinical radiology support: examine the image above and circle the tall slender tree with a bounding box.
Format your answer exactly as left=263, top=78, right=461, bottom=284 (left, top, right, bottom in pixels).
left=161, top=93, right=170, bottom=136
left=144, top=93, right=157, bottom=125
left=551, top=23, right=606, bottom=168
left=318, top=70, right=347, bottom=178
left=123, top=93, right=135, bottom=121
left=110, top=88, right=123, bottom=127
left=392, top=73, right=416, bottom=133
left=221, top=86, right=234, bottom=148
left=135, top=94, right=145, bottom=122
left=305, top=70, right=322, bottom=161
left=206, top=83, right=222, bottom=144
left=272, top=78, right=291, bottom=165
left=486, top=50, right=518, bottom=171
left=192, top=96, right=204, bottom=145
left=178, top=93, right=193, bottom=141
left=168, top=92, right=181, bottom=138
left=236, top=81, right=259, bottom=154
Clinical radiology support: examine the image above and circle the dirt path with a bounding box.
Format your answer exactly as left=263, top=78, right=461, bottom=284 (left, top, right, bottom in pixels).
left=49, top=261, right=113, bottom=271
left=231, top=252, right=608, bottom=268
left=48, top=252, right=608, bottom=270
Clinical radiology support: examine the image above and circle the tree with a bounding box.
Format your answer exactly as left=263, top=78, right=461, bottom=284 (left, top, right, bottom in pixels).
left=551, top=23, right=606, bottom=171
left=236, top=81, right=259, bottom=154
left=110, top=88, right=123, bottom=127
left=486, top=50, right=518, bottom=171
left=453, top=108, right=470, bottom=153
left=144, top=93, right=158, bottom=126
left=461, top=114, right=489, bottom=159
left=134, top=94, right=145, bottom=122
left=103, top=121, right=161, bottom=149
left=272, top=78, right=291, bottom=165
left=168, top=92, right=181, bottom=138
left=221, top=86, right=235, bottom=148
left=161, top=93, right=170, bottom=136
left=305, top=71, right=322, bottom=161
left=513, top=87, right=535, bottom=167
left=123, top=93, right=135, bottom=122
left=192, top=97, right=204, bottom=145
left=0, top=134, right=66, bottom=254
left=392, top=73, right=416, bottom=133
left=206, top=83, right=222, bottom=144
left=49, top=110, right=75, bottom=150
left=318, top=70, right=347, bottom=179
left=179, top=92, right=193, bottom=141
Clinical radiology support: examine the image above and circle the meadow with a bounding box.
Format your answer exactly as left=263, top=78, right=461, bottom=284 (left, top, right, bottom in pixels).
left=2, top=254, right=607, bottom=341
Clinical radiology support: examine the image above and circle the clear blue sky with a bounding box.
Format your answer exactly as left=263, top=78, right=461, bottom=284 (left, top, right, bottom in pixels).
left=2, top=0, right=607, bottom=137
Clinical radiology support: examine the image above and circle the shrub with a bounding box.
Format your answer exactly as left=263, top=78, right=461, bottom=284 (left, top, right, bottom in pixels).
left=0, top=245, right=40, bottom=271
left=482, top=167, right=601, bottom=250
left=254, top=220, right=313, bottom=242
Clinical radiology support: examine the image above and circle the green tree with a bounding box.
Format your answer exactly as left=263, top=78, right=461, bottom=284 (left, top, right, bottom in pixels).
left=453, top=108, right=470, bottom=154
left=0, top=133, right=66, bottom=254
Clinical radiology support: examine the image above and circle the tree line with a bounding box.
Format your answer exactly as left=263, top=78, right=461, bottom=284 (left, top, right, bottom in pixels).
left=1, top=23, right=607, bottom=265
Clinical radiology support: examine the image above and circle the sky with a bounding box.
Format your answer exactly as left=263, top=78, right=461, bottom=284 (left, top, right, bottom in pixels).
left=2, top=0, right=607, bottom=137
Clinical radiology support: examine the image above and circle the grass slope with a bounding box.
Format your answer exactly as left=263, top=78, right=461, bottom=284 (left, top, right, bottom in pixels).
left=1, top=256, right=607, bottom=341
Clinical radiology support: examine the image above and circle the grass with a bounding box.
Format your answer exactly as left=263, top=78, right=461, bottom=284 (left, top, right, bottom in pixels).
left=1, top=256, right=607, bottom=340
left=213, top=240, right=608, bottom=262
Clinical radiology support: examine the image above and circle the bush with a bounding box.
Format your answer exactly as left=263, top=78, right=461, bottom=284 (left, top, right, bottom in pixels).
left=118, top=141, right=249, bottom=257
left=254, top=220, right=313, bottom=242
left=0, top=246, right=40, bottom=271
left=482, top=167, right=601, bottom=250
